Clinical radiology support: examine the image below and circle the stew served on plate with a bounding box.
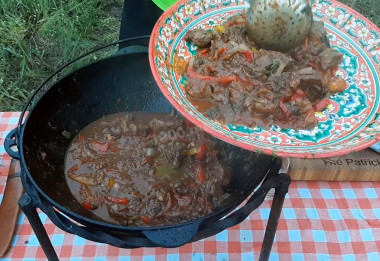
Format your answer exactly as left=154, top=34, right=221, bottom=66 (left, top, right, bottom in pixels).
left=65, top=112, right=231, bottom=226
left=182, top=14, right=347, bottom=130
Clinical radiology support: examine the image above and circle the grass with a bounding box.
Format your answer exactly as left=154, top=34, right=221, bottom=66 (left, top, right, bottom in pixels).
left=0, top=0, right=123, bottom=111
left=339, top=0, right=380, bottom=26
left=0, top=0, right=379, bottom=112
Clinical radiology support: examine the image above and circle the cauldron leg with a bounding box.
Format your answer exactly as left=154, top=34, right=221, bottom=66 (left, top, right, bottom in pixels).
left=19, top=194, right=59, bottom=261
left=259, top=174, right=291, bottom=261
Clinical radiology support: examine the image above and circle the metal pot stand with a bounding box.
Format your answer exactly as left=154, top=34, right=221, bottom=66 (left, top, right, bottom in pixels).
left=15, top=159, right=290, bottom=261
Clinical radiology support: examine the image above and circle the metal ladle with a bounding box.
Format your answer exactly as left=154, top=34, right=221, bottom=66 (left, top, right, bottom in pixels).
left=245, top=0, right=313, bottom=52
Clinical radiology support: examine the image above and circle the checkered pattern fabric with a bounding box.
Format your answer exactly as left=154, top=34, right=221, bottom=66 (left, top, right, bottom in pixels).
left=1, top=112, right=380, bottom=260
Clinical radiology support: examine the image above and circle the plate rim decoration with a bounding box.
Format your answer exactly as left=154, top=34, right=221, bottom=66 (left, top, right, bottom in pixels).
left=149, top=0, right=380, bottom=158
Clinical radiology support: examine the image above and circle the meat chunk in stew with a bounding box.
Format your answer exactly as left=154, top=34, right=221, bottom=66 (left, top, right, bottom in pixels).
left=184, top=29, right=213, bottom=48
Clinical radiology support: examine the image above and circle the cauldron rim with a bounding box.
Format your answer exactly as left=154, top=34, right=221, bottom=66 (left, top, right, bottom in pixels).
left=15, top=38, right=263, bottom=232
left=6, top=37, right=281, bottom=249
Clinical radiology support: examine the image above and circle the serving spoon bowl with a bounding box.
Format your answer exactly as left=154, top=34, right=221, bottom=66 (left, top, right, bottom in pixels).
left=245, top=0, right=313, bottom=51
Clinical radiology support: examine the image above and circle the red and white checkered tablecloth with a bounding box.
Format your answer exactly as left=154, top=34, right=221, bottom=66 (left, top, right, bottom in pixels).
left=1, top=112, right=380, bottom=261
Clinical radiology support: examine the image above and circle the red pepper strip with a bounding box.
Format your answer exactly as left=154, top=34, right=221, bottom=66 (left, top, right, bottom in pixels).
left=239, top=50, right=254, bottom=62
left=82, top=202, right=98, bottom=210
left=196, top=163, right=206, bottom=183
left=290, top=89, right=306, bottom=101
left=186, top=65, right=213, bottom=81
left=186, top=65, right=260, bottom=86
left=196, top=144, right=207, bottom=160
left=68, top=164, right=79, bottom=173
left=313, top=96, right=330, bottom=111
left=141, top=215, right=151, bottom=225
left=198, top=48, right=210, bottom=56
left=214, top=47, right=227, bottom=59
left=104, top=195, right=129, bottom=205
left=217, top=75, right=242, bottom=84
left=90, top=141, right=110, bottom=153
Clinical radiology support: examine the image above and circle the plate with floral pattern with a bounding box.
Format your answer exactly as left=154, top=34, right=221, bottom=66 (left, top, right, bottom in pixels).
left=148, top=0, right=380, bottom=158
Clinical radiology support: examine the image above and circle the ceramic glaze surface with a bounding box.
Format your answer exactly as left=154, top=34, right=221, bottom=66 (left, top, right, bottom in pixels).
left=149, top=0, right=380, bottom=158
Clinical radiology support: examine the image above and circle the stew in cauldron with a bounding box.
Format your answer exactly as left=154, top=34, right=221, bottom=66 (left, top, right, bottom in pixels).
left=182, top=14, right=348, bottom=130
left=64, top=112, right=231, bottom=227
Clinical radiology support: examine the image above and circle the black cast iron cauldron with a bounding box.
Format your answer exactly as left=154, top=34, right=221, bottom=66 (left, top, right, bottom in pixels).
left=4, top=37, right=289, bottom=250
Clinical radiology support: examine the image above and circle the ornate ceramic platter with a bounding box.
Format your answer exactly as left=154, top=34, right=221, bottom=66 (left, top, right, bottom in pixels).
left=149, top=0, right=380, bottom=158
